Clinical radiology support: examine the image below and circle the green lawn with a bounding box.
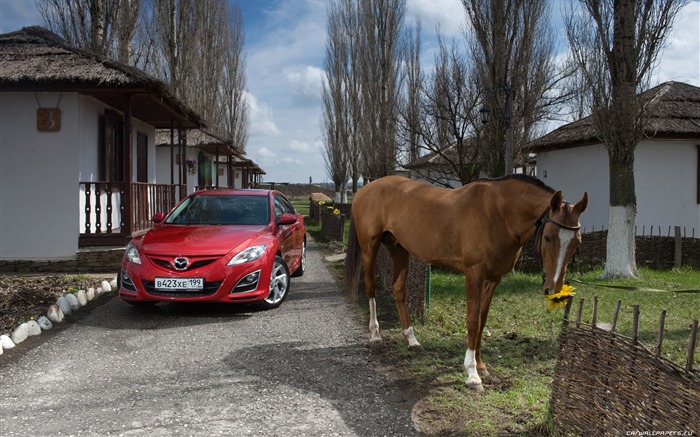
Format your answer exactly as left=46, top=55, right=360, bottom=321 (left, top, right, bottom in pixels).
left=378, top=267, right=699, bottom=435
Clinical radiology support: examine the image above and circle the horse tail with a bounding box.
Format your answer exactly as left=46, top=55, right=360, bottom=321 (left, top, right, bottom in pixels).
left=344, top=217, right=361, bottom=301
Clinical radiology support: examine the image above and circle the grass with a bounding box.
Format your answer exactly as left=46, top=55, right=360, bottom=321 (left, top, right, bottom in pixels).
left=379, top=267, right=699, bottom=435
left=294, top=200, right=700, bottom=435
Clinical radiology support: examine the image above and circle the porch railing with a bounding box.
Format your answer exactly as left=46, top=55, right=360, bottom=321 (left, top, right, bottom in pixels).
left=131, top=182, right=180, bottom=233
left=79, top=182, right=182, bottom=246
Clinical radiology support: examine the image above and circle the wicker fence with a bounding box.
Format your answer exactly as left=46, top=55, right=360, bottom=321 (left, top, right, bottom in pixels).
left=313, top=200, right=428, bottom=321
left=551, top=298, right=700, bottom=435
left=518, top=228, right=700, bottom=272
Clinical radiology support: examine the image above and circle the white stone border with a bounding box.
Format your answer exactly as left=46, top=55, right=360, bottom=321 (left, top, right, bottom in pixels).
left=0, top=276, right=117, bottom=357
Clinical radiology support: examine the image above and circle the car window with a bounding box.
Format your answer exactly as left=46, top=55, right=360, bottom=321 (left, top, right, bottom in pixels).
left=165, top=194, right=269, bottom=225
left=273, top=194, right=296, bottom=222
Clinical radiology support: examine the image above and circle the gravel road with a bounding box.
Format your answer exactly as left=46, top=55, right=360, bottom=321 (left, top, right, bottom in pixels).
left=0, top=236, right=424, bottom=436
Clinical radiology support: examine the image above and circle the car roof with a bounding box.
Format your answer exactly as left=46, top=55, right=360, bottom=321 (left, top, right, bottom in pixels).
left=189, top=189, right=274, bottom=197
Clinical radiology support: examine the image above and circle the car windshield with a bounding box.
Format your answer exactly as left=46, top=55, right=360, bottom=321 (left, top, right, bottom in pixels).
left=165, top=194, right=270, bottom=225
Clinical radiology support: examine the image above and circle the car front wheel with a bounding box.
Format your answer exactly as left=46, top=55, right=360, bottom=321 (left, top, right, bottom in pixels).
left=259, top=255, right=289, bottom=309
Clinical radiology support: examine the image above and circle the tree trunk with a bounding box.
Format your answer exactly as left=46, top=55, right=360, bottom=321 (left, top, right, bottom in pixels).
left=603, top=152, right=637, bottom=277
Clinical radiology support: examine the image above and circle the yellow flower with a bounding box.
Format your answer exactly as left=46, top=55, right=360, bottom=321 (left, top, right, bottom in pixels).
left=318, top=201, right=326, bottom=205
left=333, top=208, right=340, bottom=215
left=546, top=284, right=576, bottom=310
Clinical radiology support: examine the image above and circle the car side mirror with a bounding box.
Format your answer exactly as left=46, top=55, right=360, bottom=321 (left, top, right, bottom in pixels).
left=152, top=212, right=166, bottom=224
left=278, top=213, right=297, bottom=225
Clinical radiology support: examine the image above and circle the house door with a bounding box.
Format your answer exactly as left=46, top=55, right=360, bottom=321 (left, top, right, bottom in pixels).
left=198, top=152, right=212, bottom=188
left=136, top=132, right=148, bottom=183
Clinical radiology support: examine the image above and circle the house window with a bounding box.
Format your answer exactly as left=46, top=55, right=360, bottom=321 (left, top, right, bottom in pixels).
left=100, top=110, right=124, bottom=182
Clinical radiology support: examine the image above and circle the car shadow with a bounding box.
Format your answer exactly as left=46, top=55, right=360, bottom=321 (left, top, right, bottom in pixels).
left=76, top=296, right=256, bottom=331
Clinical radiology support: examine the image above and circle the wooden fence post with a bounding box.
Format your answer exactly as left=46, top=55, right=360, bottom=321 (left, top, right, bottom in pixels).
left=687, top=319, right=698, bottom=372
left=674, top=225, right=682, bottom=268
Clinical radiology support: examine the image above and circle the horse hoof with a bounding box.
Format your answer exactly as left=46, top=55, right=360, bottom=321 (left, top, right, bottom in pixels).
left=369, top=335, right=382, bottom=343
left=478, top=368, right=490, bottom=377
left=466, top=381, right=484, bottom=392
left=408, top=342, right=423, bottom=351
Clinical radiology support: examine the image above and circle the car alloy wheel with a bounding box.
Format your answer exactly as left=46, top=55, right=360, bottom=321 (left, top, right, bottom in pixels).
left=261, top=255, right=289, bottom=309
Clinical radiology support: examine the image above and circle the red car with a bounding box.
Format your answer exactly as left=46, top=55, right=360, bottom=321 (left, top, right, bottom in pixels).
left=118, top=189, right=306, bottom=309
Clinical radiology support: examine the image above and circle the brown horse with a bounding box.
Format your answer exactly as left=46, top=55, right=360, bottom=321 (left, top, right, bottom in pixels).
left=344, top=174, right=587, bottom=391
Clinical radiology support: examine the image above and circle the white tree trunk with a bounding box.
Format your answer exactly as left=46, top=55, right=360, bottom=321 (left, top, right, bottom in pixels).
left=603, top=205, right=637, bottom=278
left=334, top=191, right=342, bottom=204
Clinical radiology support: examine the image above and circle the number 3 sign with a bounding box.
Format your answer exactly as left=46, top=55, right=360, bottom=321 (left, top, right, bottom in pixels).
left=37, top=108, right=61, bottom=132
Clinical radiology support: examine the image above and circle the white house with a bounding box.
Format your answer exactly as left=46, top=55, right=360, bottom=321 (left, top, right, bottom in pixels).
left=155, top=129, right=265, bottom=194
left=0, top=27, right=205, bottom=261
left=526, top=81, right=700, bottom=235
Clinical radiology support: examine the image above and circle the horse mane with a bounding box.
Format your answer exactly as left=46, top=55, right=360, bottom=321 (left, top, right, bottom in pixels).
left=479, top=174, right=555, bottom=194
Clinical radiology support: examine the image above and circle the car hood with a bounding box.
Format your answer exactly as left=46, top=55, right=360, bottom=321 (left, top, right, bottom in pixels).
left=141, top=224, right=269, bottom=256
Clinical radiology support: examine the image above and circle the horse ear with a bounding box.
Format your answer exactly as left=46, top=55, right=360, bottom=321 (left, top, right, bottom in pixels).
left=574, top=192, right=588, bottom=214
left=550, top=191, right=563, bottom=211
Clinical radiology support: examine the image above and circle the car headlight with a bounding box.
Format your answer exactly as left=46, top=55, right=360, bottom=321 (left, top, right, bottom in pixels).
left=228, top=244, right=267, bottom=265
left=126, top=243, right=142, bottom=265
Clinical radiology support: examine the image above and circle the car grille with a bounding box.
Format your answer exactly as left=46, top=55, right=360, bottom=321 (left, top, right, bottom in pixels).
left=141, top=280, right=223, bottom=297
left=149, top=257, right=218, bottom=271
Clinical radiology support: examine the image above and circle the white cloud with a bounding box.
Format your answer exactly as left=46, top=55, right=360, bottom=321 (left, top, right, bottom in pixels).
left=289, top=139, right=315, bottom=153
left=257, top=147, right=276, bottom=159
left=653, top=1, right=700, bottom=87
left=285, top=65, right=324, bottom=107
left=406, top=0, right=465, bottom=39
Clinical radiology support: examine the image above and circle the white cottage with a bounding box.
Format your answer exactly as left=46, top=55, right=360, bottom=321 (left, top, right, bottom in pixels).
left=526, top=81, right=700, bottom=235
left=0, top=27, right=204, bottom=261
left=154, top=129, right=265, bottom=193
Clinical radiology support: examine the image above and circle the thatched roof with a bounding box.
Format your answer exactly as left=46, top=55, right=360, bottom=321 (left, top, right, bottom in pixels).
left=404, top=138, right=477, bottom=170
left=526, top=81, right=700, bottom=153
left=155, top=129, right=243, bottom=158
left=0, top=26, right=204, bottom=129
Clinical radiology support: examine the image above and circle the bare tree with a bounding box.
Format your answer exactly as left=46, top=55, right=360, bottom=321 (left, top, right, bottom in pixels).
left=357, top=0, right=406, bottom=180
left=398, top=19, right=422, bottom=166
left=566, top=0, right=689, bottom=278
left=322, top=0, right=351, bottom=202
left=398, top=34, right=482, bottom=186
left=37, top=0, right=143, bottom=63
left=462, top=0, right=567, bottom=177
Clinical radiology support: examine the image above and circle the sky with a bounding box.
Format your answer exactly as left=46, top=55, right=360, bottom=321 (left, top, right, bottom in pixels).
left=1, top=0, right=699, bottom=184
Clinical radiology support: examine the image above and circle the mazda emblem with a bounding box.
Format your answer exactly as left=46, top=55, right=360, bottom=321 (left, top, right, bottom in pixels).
left=173, top=257, right=189, bottom=270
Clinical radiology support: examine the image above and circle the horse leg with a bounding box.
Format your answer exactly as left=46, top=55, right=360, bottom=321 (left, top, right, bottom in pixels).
left=463, top=267, right=485, bottom=392
left=385, top=243, right=421, bottom=349
left=361, top=237, right=382, bottom=342
left=474, top=279, right=499, bottom=377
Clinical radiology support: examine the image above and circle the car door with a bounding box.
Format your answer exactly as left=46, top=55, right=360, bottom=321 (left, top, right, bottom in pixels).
left=273, top=193, right=300, bottom=269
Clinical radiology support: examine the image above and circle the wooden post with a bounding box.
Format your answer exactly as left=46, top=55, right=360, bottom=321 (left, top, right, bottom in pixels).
left=562, top=295, right=574, bottom=328
left=656, top=309, right=666, bottom=357
left=576, top=298, right=584, bottom=328
left=592, top=296, right=598, bottom=328
left=674, top=225, right=682, bottom=268
left=687, top=319, right=698, bottom=372
left=611, top=299, right=622, bottom=333
left=122, top=94, right=133, bottom=236
left=632, top=305, right=640, bottom=345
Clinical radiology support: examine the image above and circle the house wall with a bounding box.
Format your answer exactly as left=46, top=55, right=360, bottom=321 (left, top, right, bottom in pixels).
left=0, top=92, right=81, bottom=259
left=0, top=92, right=159, bottom=260
left=535, top=139, right=700, bottom=235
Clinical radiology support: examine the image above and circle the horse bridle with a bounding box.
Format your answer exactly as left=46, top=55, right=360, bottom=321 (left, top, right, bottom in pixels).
left=533, top=206, right=581, bottom=279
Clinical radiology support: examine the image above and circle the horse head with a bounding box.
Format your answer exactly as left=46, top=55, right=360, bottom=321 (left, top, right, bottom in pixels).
left=536, top=191, right=588, bottom=296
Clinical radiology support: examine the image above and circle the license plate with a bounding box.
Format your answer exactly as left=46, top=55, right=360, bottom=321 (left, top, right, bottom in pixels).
left=155, top=277, right=204, bottom=291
